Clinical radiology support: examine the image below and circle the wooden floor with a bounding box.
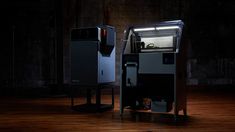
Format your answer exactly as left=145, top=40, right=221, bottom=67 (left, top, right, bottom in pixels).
left=0, top=87, right=235, bottom=132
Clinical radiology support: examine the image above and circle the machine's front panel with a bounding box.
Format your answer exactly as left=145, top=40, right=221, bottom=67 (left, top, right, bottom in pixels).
left=138, top=52, right=176, bottom=74
left=71, top=41, right=98, bottom=85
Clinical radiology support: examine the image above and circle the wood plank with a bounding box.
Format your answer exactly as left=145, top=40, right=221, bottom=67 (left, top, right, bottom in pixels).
left=0, top=88, right=235, bottom=131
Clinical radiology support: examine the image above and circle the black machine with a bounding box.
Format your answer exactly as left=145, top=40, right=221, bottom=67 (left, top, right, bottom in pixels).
left=70, top=25, right=116, bottom=112
left=120, top=20, right=187, bottom=119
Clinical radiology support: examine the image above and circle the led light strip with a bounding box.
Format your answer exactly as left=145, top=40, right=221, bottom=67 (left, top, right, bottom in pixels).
left=133, top=27, right=155, bottom=32
left=156, top=26, right=180, bottom=30
left=134, top=26, right=180, bottom=32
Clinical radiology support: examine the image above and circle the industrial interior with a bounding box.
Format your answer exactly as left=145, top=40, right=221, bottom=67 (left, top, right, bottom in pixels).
left=0, top=0, right=235, bottom=131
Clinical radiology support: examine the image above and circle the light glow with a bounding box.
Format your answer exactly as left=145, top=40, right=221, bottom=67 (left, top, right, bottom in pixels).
left=156, top=26, right=180, bottom=30
left=134, top=27, right=155, bottom=32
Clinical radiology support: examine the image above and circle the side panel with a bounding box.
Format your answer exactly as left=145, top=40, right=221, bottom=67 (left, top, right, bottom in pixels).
left=98, top=47, right=115, bottom=83
left=71, top=41, right=98, bottom=85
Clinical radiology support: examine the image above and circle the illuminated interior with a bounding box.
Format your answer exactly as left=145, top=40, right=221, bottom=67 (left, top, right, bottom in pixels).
left=128, top=24, right=181, bottom=53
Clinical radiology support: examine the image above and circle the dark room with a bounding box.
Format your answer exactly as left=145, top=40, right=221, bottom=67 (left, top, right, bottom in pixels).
left=0, top=0, right=235, bottom=131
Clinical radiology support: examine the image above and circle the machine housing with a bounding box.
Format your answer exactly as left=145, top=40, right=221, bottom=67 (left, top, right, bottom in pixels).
left=71, top=26, right=115, bottom=85
left=120, top=20, right=187, bottom=118
left=70, top=25, right=116, bottom=112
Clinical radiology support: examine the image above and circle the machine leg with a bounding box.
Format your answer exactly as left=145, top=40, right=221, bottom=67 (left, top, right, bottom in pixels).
left=87, top=88, right=92, bottom=104
left=70, top=85, right=74, bottom=108
left=71, top=96, right=74, bottom=107
left=120, top=103, right=123, bottom=117
left=120, top=109, right=123, bottom=116
left=183, top=108, right=187, bottom=117
left=174, top=108, right=179, bottom=121
left=112, top=87, right=114, bottom=108
left=96, top=86, right=101, bottom=109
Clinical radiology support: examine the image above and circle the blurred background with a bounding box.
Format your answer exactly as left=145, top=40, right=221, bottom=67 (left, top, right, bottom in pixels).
left=1, top=0, right=235, bottom=96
